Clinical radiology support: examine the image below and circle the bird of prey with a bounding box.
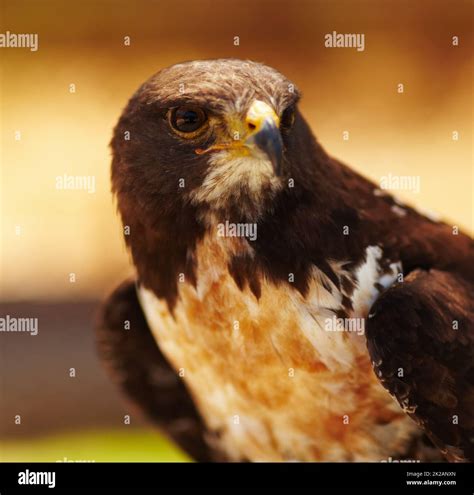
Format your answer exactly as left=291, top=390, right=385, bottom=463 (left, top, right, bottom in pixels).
left=97, top=59, right=474, bottom=462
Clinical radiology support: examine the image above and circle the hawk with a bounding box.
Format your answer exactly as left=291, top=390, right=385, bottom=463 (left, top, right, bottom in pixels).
left=97, top=59, right=474, bottom=462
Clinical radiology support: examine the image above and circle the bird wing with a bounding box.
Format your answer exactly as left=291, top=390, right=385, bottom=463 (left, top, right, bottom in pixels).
left=366, top=269, right=474, bottom=461
left=96, top=279, right=219, bottom=461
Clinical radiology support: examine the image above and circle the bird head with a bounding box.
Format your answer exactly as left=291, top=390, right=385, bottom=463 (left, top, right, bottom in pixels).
left=111, top=59, right=307, bottom=226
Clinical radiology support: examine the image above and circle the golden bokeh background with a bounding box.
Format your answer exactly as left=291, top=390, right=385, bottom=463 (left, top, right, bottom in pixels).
left=1, top=0, right=472, bottom=302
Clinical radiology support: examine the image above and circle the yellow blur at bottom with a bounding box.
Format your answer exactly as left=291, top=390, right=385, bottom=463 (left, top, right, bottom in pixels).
left=0, top=429, right=191, bottom=463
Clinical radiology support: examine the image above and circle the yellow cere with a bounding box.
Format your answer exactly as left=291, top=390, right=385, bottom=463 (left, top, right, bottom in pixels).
left=245, top=100, right=280, bottom=130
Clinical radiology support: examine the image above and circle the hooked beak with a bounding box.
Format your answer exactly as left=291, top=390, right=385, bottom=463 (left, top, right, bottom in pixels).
left=244, top=100, right=283, bottom=176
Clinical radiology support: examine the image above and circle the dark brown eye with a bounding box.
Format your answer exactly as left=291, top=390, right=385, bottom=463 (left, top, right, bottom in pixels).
left=169, top=106, right=207, bottom=134
left=280, top=105, right=296, bottom=131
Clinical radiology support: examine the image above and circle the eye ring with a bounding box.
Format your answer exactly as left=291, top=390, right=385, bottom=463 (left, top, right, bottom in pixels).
left=168, top=105, right=208, bottom=136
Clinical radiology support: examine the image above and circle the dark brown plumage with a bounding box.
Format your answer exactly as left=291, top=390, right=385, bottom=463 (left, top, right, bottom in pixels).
left=98, top=58, right=474, bottom=462
left=367, top=269, right=474, bottom=461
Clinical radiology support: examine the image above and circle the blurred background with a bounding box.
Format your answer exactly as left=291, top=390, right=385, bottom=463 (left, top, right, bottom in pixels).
left=0, top=0, right=472, bottom=461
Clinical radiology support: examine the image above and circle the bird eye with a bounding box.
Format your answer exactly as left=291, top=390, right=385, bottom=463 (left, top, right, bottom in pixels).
left=169, top=106, right=207, bottom=135
left=280, top=105, right=296, bottom=131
